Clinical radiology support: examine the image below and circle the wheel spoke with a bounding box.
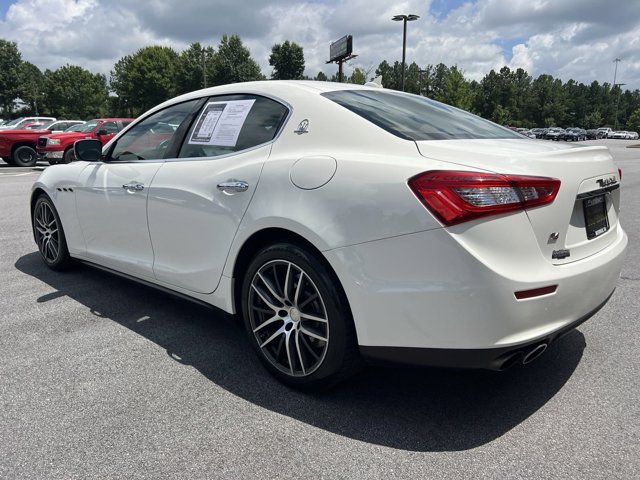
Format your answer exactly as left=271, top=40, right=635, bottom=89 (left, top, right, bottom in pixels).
left=294, top=270, right=305, bottom=305
left=298, top=292, right=318, bottom=309
left=300, top=312, right=328, bottom=323
left=251, top=284, right=280, bottom=313
left=283, top=263, right=292, bottom=302
left=259, top=325, right=286, bottom=349
left=252, top=315, right=281, bottom=333
left=300, top=326, right=327, bottom=343
left=300, top=335, right=320, bottom=361
left=257, top=272, right=285, bottom=305
left=294, top=330, right=306, bottom=375
left=284, top=332, right=294, bottom=375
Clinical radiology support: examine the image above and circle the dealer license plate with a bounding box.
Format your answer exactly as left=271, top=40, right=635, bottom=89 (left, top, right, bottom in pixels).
left=583, top=194, right=609, bottom=240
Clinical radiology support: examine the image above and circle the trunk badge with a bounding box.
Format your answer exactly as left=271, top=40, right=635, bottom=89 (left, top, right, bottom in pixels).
left=597, top=176, right=617, bottom=187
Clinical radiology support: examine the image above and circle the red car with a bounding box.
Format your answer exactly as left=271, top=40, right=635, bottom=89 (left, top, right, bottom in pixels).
left=0, top=120, right=84, bottom=167
left=37, top=118, right=134, bottom=165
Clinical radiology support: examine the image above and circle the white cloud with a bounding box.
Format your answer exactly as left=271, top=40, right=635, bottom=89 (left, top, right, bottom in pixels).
left=0, top=0, right=638, bottom=90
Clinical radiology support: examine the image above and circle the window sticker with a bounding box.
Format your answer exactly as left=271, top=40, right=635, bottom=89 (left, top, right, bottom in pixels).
left=189, top=99, right=256, bottom=146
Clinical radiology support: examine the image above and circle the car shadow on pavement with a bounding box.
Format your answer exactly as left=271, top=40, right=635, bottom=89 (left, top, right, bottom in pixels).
left=16, top=252, right=586, bottom=452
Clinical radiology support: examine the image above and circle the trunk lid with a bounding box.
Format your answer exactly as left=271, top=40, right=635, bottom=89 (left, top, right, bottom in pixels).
left=415, top=139, right=621, bottom=264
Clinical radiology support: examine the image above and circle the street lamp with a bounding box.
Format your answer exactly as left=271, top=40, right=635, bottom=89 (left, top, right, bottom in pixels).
left=392, top=14, right=419, bottom=92
left=201, top=47, right=209, bottom=88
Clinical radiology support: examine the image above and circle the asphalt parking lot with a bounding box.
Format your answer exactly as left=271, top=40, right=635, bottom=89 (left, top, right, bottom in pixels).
left=1, top=139, right=638, bottom=479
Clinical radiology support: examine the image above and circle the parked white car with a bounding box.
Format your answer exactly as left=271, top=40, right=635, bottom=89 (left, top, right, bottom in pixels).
left=0, top=116, right=56, bottom=130
left=611, top=131, right=630, bottom=139
left=30, top=81, right=628, bottom=389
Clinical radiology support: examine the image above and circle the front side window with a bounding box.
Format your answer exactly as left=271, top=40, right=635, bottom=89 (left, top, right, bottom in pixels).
left=322, top=90, right=521, bottom=141
left=109, top=100, right=199, bottom=162
left=179, top=94, right=289, bottom=158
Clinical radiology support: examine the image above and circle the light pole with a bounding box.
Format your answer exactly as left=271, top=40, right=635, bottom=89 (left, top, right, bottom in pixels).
left=201, top=47, right=208, bottom=88
left=392, top=14, right=419, bottom=92
left=614, top=83, right=626, bottom=131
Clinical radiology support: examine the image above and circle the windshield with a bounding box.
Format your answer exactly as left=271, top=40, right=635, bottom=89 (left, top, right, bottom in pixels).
left=29, top=120, right=56, bottom=130
left=65, top=123, right=85, bottom=132
left=4, top=117, right=24, bottom=126
left=78, top=121, right=100, bottom=133
left=322, top=90, right=521, bottom=141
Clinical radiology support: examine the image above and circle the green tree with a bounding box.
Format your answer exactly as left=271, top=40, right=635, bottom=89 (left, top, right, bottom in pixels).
left=0, top=39, right=22, bottom=115
left=584, top=110, right=604, bottom=129
left=211, top=35, right=264, bottom=85
left=176, top=42, right=215, bottom=95
left=442, top=65, right=472, bottom=110
left=43, top=65, right=108, bottom=118
left=347, top=67, right=367, bottom=85
left=627, top=107, right=640, bottom=133
left=269, top=40, right=305, bottom=80
left=314, top=71, right=328, bottom=81
left=110, top=45, right=179, bottom=115
left=17, top=61, right=45, bottom=115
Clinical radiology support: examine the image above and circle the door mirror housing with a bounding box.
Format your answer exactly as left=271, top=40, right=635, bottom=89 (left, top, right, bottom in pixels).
left=74, top=139, right=103, bottom=162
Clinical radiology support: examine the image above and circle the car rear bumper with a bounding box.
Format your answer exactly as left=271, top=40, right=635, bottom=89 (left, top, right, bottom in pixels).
left=325, top=224, right=627, bottom=357
left=359, top=289, right=613, bottom=370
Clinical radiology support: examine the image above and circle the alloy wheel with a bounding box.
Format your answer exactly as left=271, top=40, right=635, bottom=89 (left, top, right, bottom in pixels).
left=34, top=200, right=61, bottom=263
left=248, top=259, right=329, bottom=377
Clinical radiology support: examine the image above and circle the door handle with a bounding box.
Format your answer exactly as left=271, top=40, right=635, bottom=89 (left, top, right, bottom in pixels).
left=122, top=182, right=144, bottom=191
left=217, top=180, right=249, bottom=194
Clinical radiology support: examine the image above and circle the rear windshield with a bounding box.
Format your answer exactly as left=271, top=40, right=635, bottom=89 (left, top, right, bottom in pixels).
left=322, top=90, right=521, bottom=141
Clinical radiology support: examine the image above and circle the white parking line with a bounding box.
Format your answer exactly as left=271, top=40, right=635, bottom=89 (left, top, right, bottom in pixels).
left=0, top=172, right=39, bottom=177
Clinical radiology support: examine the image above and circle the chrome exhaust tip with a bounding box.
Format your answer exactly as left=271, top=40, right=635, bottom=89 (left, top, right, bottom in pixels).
left=523, top=343, right=548, bottom=364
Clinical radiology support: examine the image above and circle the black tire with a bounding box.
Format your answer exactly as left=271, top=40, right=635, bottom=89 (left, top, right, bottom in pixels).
left=48, top=159, right=58, bottom=166
left=62, top=148, right=75, bottom=164
left=240, top=243, right=362, bottom=390
left=32, top=195, right=72, bottom=271
left=12, top=145, right=38, bottom=167
left=2, top=156, right=17, bottom=166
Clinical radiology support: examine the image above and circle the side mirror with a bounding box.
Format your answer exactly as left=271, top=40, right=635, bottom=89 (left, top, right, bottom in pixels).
left=74, top=139, right=103, bottom=162
left=96, top=128, right=108, bottom=136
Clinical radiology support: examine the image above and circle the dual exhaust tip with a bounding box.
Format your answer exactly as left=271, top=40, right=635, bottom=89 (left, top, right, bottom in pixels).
left=498, top=342, right=548, bottom=370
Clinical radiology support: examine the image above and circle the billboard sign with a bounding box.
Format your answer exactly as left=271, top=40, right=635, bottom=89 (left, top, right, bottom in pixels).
left=329, top=35, right=353, bottom=62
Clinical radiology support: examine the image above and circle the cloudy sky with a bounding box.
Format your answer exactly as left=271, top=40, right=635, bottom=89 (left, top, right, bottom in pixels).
left=1, top=0, right=639, bottom=90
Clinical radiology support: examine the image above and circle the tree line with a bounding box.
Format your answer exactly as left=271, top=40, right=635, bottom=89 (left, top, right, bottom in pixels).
left=1, top=36, right=639, bottom=132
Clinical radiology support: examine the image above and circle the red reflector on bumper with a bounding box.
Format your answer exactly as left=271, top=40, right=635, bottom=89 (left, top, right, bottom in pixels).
left=514, top=285, right=557, bottom=300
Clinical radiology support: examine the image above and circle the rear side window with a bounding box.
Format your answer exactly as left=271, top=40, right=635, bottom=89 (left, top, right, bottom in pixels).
left=322, top=90, right=521, bottom=141
left=179, top=94, right=289, bottom=158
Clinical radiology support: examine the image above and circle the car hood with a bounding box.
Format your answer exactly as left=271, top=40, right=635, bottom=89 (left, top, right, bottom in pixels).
left=44, top=132, right=90, bottom=140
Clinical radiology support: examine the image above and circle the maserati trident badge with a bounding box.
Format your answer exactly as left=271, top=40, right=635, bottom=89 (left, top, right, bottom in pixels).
left=547, top=232, right=560, bottom=244
left=294, top=119, right=309, bottom=134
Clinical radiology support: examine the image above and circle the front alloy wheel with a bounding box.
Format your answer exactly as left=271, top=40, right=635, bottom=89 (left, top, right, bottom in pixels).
left=241, top=243, right=360, bottom=390
left=33, top=195, right=71, bottom=270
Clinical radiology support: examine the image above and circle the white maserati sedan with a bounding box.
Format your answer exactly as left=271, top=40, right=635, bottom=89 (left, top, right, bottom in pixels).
left=31, top=81, right=627, bottom=389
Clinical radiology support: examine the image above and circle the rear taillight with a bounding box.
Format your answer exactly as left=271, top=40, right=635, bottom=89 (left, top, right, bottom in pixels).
left=618, top=168, right=622, bottom=181
left=408, top=170, right=561, bottom=226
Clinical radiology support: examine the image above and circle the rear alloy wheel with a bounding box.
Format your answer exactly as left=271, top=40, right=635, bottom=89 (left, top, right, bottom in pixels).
left=241, top=243, right=361, bottom=390
left=13, top=146, right=38, bottom=167
left=32, top=195, right=72, bottom=270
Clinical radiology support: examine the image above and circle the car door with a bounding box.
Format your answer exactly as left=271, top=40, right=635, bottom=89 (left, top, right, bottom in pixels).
left=75, top=100, right=201, bottom=279
left=147, top=94, right=290, bottom=294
